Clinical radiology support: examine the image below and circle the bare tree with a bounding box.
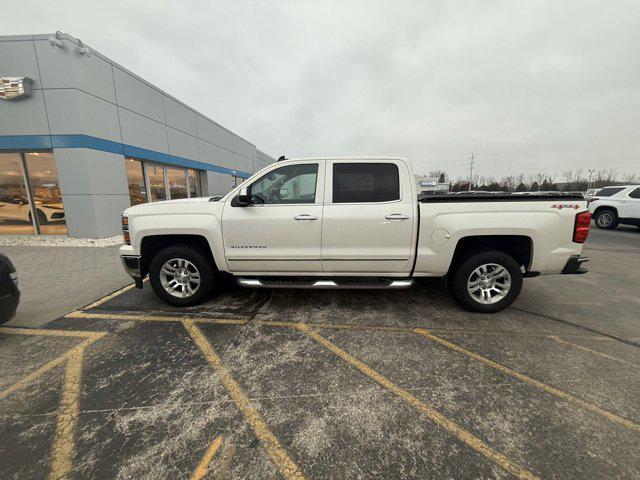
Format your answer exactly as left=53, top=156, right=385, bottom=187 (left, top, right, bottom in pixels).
left=605, top=169, right=617, bottom=183
left=622, top=173, right=639, bottom=183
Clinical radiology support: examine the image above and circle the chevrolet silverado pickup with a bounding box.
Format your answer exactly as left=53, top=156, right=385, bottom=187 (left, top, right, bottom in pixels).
left=119, top=157, right=591, bottom=313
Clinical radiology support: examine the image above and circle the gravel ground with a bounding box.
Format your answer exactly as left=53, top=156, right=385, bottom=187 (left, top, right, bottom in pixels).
left=0, top=235, right=123, bottom=247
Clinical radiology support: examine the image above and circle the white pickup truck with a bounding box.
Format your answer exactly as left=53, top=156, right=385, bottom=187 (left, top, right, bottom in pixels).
left=119, top=157, right=591, bottom=313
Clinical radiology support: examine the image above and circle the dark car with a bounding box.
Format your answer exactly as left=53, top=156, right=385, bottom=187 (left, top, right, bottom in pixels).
left=0, top=254, right=20, bottom=324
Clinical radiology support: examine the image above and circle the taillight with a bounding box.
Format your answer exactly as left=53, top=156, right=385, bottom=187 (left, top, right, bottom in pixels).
left=573, top=211, right=591, bottom=243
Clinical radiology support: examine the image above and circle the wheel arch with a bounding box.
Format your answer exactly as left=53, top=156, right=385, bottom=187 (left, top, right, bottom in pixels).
left=140, top=234, right=217, bottom=279
left=448, top=235, right=533, bottom=275
left=592, top=205, right=618, bottom=216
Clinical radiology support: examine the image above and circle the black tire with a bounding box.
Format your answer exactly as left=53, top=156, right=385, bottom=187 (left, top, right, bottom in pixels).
left=449, top=250, right=523, bottom=313
left=149, top=244, right=216, bottom=306
left=594, top=209, right=618, bottom=229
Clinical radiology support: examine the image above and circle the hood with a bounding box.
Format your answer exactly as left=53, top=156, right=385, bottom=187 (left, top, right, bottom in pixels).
left=124, top=197, right=216, bottom=215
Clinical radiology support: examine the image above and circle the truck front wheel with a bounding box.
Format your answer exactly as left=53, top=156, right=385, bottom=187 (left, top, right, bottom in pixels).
left=149, top=244, right=216, bottom=306
left=449, top=250, right=523, bottom=313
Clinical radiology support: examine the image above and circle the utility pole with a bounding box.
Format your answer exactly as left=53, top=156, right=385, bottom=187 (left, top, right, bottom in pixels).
left=587, top=169, right=596, bottom=189
left=468, top=153, right=475, bottom=191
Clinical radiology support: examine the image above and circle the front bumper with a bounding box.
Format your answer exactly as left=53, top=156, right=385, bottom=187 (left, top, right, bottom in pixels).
left=561, top=255, right=590, bottom=274
left=121, top=255, right=144, bottom=288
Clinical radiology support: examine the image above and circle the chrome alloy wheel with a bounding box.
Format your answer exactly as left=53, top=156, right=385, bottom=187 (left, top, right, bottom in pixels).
left=596, top=212, right=614, bottom=227
left=159, top=258, right=201, bottom=298
left=467, top=263, right=512, bottom=305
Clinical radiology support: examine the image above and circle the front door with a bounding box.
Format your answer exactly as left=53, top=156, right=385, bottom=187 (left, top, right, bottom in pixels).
left=321, top=160, right=416, bottom=273
left=222, top=161, right=324, bottom=273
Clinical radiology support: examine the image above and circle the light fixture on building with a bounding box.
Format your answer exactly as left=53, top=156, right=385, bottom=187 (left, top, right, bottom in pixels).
left=49, top=31, right=63, bottom=48
left=76, top=40, right=91, bottom=57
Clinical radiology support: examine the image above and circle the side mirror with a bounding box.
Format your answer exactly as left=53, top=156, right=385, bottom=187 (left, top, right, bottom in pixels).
left=236, top=187, right=250, bottom=207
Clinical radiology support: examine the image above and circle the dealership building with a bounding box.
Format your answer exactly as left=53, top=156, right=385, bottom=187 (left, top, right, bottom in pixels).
left=0, top=32, right=275, bottom=237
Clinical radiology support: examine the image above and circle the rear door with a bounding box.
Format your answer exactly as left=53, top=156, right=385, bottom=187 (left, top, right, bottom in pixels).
left=222, top=161, right=324, bottom=273
left=321, top=160, right=416, bottom=273
left=621, top=187, right=640, bottom=218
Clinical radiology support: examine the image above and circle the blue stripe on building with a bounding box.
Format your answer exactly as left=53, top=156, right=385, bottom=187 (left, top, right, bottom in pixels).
left=0, top=134, right=252, bottom=178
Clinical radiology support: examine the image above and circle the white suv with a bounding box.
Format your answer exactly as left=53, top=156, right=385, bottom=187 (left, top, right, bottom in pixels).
left=588, top=185, right=640, bottom=229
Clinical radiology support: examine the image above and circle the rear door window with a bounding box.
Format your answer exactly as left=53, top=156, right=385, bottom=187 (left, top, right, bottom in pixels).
left=628, top=188, right=640, bottom=199
left=596, top=187, right=625, bottom=197
left=333, top=163, right=400, bottom=203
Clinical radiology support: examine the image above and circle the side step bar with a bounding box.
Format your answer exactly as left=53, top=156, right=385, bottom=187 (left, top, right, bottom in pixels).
left=237, top=278, right=414, bottom=290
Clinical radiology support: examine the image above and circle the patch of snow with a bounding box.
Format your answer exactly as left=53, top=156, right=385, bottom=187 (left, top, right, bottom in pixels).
left=0, top=234, right=124, bottom=247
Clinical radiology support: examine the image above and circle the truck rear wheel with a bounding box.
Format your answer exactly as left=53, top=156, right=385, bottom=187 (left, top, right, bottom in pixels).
left=449, top=250, right=522, bottom=313
left=149, top=244, right=216, bottom=306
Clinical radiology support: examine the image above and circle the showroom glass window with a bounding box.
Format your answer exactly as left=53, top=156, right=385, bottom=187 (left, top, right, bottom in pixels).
left=124, top=158, right=147, bottom=205
left=167, top=168, right=188, bottom=199
left=0, top=151, right=67, bottom=235
left=188, top=169, right=200, bottom=197
left=333, top=163, right=400, bottom=203
left=0, top=153, right=35, bottom=235
left=146, top=164, right=167, bottom=202
left=249, top=164, right=318, bottom=204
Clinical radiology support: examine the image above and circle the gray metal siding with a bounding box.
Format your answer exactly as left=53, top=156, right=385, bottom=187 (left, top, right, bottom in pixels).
left=0, top=32, right=276, bottom=237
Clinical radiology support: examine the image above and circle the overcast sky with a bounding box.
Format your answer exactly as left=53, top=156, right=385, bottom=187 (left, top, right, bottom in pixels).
left=3, top=1, right=639, bottom=180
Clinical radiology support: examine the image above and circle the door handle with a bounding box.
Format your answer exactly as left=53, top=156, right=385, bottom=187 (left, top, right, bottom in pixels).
left=294, top=214, right=318, bottom=221
left=385, top=214, right=410, bottom=220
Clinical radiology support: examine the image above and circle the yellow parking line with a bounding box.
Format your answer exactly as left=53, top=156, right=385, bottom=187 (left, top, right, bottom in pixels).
left=296, top=323, right=538, bottom=480
left=80, top=283, right=137, bottom=310
left=80, top=278, right=149, bottom=311
left=414, top=328, right=640, bottom=432
left=61, top=312, right=611, bottom=341
left=191, top=434, right=223, bottom=480
left=48, top=348, right=84, bottom=480
left=547, top=335, right=640, bottom=368
left=66, top=311, right=247, bottom=325
left=0, top=334, right=105, bottom=401
left=0, top=326, right=104, bottom=338
left=183, top=320, right=305, bottom=480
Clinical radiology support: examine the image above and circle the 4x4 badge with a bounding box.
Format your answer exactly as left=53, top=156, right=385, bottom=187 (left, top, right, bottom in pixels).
left=551, top=204, right=580, bottom=209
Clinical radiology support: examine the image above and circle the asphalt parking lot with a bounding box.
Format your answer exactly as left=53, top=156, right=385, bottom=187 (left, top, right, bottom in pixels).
left=1, top=227, right=639, bottom=479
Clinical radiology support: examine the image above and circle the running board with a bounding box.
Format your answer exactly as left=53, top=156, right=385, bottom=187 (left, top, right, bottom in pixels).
left=236, top=278, right=414, bottom=290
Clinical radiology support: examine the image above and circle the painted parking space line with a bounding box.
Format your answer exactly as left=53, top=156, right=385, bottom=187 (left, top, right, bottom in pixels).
left=547, top=335, right=640, bottom=368
left=191, top=434, right=223, bottom=480
left=0, top=332, right=106, bottom=401
left=80, top=278, right=149, bottom=311
left=63, top=311, right=614, bottom=341
left=183, top=320, right=306, bottom=480
left=66, top=311, right=248, bottom=325
left=295, top=323, right=538, bottom=480
left=414, top=328, right=640, bottom=432
left=49, top=347, right=84, bottom=480
left=0, top=327, right=107, bottom=480
left=0, top=326, right=103, bottom=338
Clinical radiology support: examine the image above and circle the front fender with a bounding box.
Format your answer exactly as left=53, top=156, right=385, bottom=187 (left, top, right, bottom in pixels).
left=130, top=213, right=229, bottom=272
